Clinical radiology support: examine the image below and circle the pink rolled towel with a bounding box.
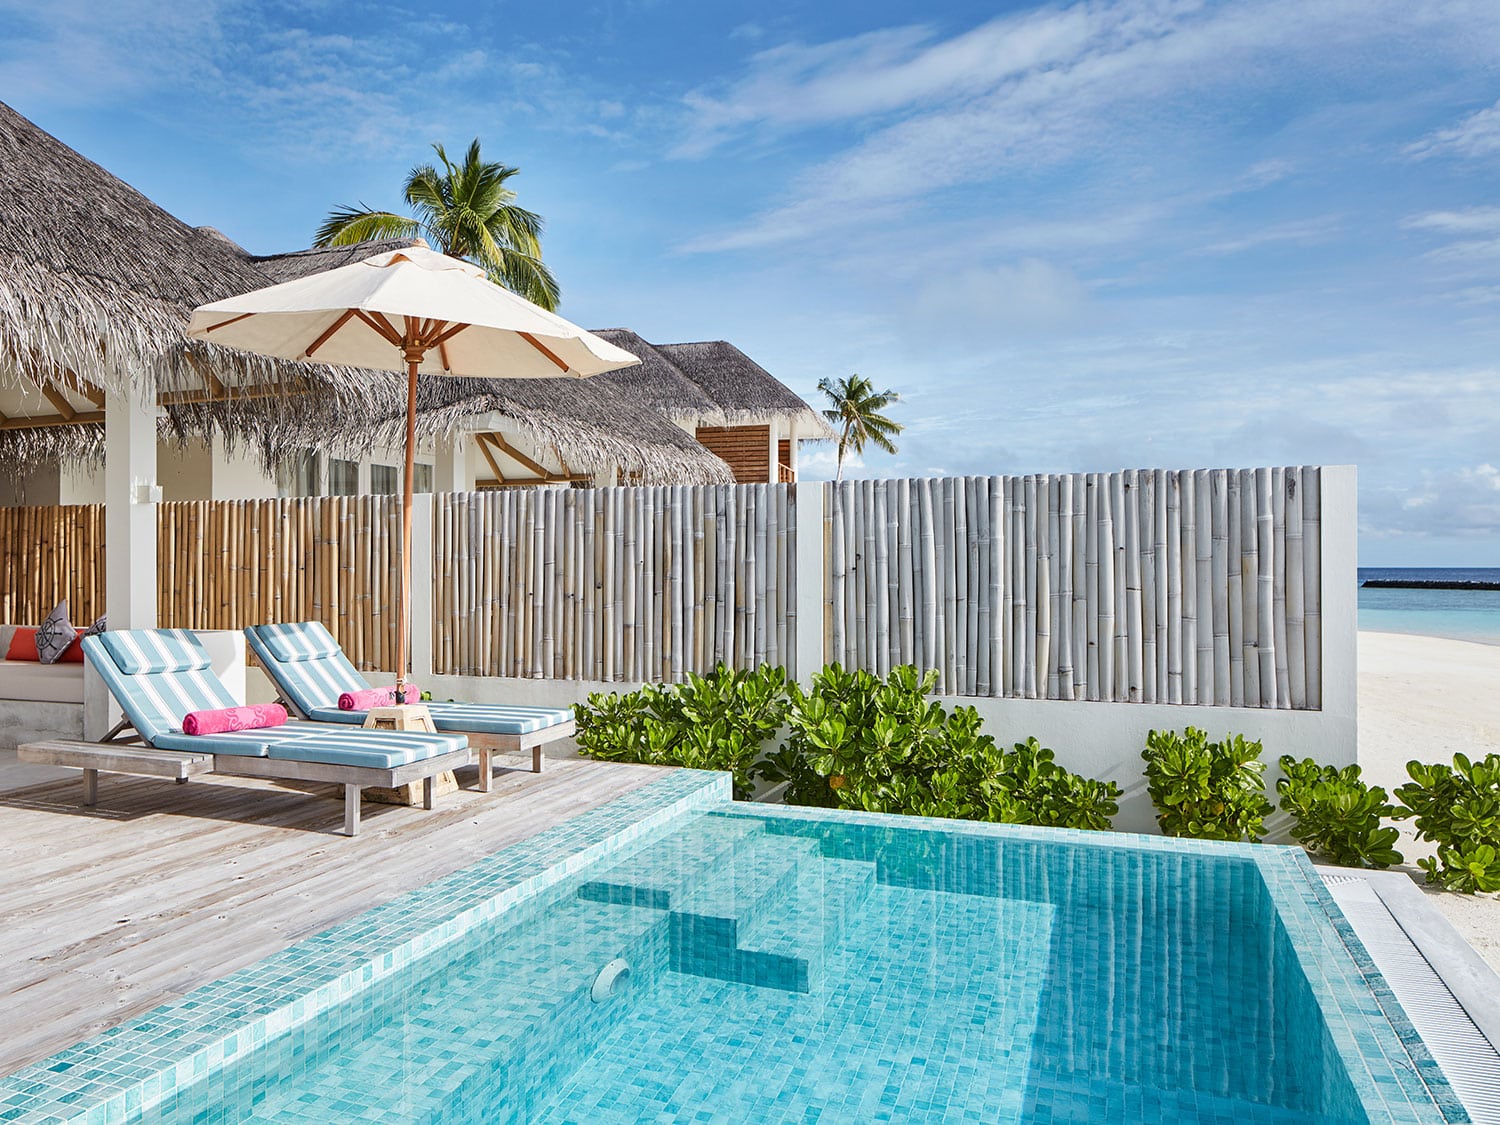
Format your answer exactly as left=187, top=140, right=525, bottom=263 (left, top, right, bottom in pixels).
left=339, top=685, right=421, bottom=711
left=182, top=703, right=288, bottom=736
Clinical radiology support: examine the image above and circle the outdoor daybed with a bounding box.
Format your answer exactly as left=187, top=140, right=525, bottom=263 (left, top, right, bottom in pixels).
left=19, top=628, right=471, bottom=835
left=245, top=622, right=575, bottom=786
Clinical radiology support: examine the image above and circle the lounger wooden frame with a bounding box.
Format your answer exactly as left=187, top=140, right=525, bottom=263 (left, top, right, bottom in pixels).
left=18, top=735, right=473, bottom=836
left=268, top=694, right=574, bottom=787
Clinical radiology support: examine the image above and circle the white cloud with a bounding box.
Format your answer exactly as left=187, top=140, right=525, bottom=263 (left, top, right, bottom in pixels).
left=1406, top=98, right=1500, bottom=160
left=677, top=0, right=1500, bottom=254
left=1402, top=207, right=1500, bottom=233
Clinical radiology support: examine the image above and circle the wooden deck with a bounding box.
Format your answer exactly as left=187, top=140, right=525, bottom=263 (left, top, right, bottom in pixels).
left=0, top=754, right=670, bottom=1077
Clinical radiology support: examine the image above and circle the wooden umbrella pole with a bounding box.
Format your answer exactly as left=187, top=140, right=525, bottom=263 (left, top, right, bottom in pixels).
left=396, top=349, right=421, bottom=703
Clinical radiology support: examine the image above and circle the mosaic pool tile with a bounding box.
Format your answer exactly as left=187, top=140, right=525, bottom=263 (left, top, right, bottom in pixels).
left=0, top=770, right=1462, bottom=1124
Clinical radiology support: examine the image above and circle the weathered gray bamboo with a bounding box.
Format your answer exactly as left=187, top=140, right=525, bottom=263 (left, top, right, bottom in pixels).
left=816, top=466, right=1324, bottom=708
left=0, top=467, right=1326, bottom=706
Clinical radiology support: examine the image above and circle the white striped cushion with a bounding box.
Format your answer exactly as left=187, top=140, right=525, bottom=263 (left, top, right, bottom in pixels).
left=83, top=633, right=235, bottom=741
left=99, top=629, right=212, bottom=675
left=255, top=622, right=342, bottom=663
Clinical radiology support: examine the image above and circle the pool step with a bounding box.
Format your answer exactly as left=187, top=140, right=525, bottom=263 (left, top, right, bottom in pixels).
left=734, top=854, right=877, bottom=992
left=578, top=815, right=877, bottom=994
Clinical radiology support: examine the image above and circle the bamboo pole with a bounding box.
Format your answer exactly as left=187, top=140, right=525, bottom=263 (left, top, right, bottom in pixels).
left=1165, top=472, right=1182, bottom=704
left=1272, top=467, right=1290, bottom=708
left=1254, top=467, right=1276, bottom=706
left=1303, top=467, right=1323, bottom=709
left=1098, top=473, right=1116, bottom=700
left=1124, top=470, right=1144, bottom=702
left=1285, top=468, right=1307, bottom=709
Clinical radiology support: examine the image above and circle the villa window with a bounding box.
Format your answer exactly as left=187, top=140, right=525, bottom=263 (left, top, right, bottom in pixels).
left=414, top=463, right=434, bottom=494
left=371, top=464, right=399, bottom=495
left=283, top=450, right=320, bottom=497
left=329, top=459, right=359, bottom=496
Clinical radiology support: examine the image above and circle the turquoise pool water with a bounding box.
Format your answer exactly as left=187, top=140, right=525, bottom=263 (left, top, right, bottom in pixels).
left=1, top=773, right=1455, bottom=1124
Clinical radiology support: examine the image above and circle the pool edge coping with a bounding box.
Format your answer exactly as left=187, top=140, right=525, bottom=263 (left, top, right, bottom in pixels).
left=0, top=768, right=731, bottom=1124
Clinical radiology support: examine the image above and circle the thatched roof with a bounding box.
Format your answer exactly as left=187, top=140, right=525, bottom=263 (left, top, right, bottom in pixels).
left=408, top=376, right=734, bottom=485
left=0, top=99, right=405, bottom=472
left=250, top=239, right=418, bottom=284
left=589, top=329, right=721, bottom=423
left=657, top=341, right=832, bottom=435
left=0, top=99, right=819, bottom=482
left=0, top=104, right=730, bottom=483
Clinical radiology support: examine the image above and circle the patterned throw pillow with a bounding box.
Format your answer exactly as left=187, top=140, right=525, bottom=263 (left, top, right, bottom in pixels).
left=82, top=614, right=107, bottom=637
left=35, top=600, right=78, bottom=665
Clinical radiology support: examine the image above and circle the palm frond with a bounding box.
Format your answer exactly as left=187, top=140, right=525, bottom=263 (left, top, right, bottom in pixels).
left=313, top=207, right=420, bottom=247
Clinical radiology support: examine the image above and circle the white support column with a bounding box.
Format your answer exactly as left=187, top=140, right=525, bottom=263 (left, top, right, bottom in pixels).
left=767, top=418, right=780, bottom=483
left=1319, top=464, right=1359, bottom=763
left=409, top=492, right=435, bottom=681
left=435, top=436, right=468, bottom=493
left=104, top=385, right=158, bottom=629
left=794, top=482, right=826, bottom=684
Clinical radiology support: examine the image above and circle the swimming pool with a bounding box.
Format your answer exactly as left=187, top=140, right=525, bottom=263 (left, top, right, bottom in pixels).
left=1, top=771, right=1456, bottom=1123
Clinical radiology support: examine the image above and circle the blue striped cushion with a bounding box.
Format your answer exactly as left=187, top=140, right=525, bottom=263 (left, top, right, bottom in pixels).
left=246, top=625, right=367, bottom=714
left=264, top=727, right=466, bottom=769
left=246, top=622, right=572, bottom=737
left=152, top=730, right=274, bottom=757
left=253, top=622, right=342, bottom=663
left=307, top=701, right=573, bottom=736
left=98, top=629, right=212, bottom=675
left=155, top=724, right=464, bottom=767
left=83, top=633, right=237, bottom=742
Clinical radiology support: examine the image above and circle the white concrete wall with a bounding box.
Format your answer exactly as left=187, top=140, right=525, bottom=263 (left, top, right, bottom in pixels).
left=390, top=467, right=1357, bottom=839
left=0, top=465, right=61, bottom=507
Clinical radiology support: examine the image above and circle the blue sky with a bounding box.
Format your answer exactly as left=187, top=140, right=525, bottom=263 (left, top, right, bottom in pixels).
left=3, top=0, right=1499, bottom=564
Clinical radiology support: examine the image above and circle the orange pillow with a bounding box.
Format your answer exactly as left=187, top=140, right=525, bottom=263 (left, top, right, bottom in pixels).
left=5, top=627, right=85, bottom=664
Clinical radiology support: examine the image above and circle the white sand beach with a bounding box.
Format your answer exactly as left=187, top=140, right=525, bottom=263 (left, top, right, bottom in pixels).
left=1357, top=630, right=1500, bottom=973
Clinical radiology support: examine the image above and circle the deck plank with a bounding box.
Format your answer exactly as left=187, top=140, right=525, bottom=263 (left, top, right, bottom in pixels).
left=0, top=756, right=670, bottom=1076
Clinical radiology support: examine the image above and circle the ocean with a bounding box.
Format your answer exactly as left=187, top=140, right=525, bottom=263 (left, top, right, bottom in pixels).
left=1358, top=567, right=1500, bottom=645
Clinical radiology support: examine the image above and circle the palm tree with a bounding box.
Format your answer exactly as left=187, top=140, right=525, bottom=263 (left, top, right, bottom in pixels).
left=818, top=374, right=904, bottom=480
left=314, top=139, right=560, bottom=311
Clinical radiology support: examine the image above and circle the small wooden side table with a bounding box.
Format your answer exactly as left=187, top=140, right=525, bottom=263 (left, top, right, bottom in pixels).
left=364, top=703, right=437, bottom=733
left=362, top=704, right=458, bottom=805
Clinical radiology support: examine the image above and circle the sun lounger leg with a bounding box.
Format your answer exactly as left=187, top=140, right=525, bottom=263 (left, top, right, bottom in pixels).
left=532, top=745, right=543, bottom=774
left=478, top=747, right=493, bottom=793
left=82, top=768, right=97, bottom=807
left=344, top=786, right=362, bottom=836
left=423, top=775, right=435, bottom=810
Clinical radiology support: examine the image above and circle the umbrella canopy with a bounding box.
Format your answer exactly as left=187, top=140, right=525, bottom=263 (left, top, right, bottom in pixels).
left=187, top=244, right=638, bottom=377
left=186, top=243, right=640, bottom=700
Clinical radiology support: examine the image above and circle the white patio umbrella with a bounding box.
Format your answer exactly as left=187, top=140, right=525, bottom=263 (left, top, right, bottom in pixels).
left=187, top=243, right=639, bottom=701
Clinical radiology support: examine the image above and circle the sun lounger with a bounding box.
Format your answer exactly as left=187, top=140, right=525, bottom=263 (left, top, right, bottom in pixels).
left=25, top=628, right=472, bottom=835
left=244, top=622, right=575, bottom=790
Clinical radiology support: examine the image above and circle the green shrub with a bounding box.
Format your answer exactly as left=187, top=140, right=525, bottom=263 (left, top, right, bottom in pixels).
left=1395, top=753, right=1500, bottom=893
left=1142, top=727, right=1273, bottom=841
left=574, top=664, right=789, bottom=798
left=1276, top=756, right=1402, bottom=868
left=757, top=664, right=1119, bottom=828
left=993, top=737, right=1121, bottom=830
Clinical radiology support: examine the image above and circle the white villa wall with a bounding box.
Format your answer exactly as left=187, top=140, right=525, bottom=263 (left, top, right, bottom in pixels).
left=349, top=468, right=1357, bottom=837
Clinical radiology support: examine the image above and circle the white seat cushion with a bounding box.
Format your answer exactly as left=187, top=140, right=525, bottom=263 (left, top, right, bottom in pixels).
left=0, top=659, right=86, bottom=704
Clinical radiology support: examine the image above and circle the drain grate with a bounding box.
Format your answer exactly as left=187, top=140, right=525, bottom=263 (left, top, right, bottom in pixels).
left=1325, top=874, right=1500, bottom=1125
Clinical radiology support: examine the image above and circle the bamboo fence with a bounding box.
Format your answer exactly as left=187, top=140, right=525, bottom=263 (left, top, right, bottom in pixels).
left=0, top=504, right=106, bottom=626
left=433, top=485, right=796, bottom=680
left=0, top=467, right=1324, bottom=707
left=823, top=468, right=1322, bottom=708
left=155, top=497, right=403, bottom=671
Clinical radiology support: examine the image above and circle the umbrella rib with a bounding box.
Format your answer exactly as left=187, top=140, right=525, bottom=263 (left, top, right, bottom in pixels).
left=202, top=312, right=256, bottom=334
left=355, top=309, right=404, bottom=347
left=430, top=322, right=468, bottom=348
left=304, top=310, right=358, bottom=358
left=517, top=332, right=570, bottom=373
